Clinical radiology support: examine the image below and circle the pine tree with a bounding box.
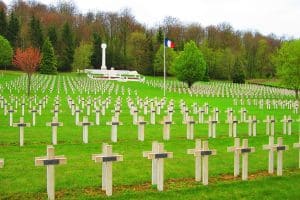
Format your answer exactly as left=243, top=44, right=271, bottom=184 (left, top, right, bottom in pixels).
left=29, top=15, right=44, bottom=49
left=0, top=9, right=7, bottom=37
left=40, top=37, right=57, bottom=74
left=91, top=32, right=102, bottom=69
left=7, top=12, right=20, bottom=48
left=232, top=57, right=246, bottom=84
left=58, top=22, right=74, bottom=71
left=47, top=26, right=58, bottom=51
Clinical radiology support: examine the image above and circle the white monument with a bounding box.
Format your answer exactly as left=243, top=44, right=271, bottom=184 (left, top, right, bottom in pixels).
left=85, top=43, right=144, bottom=82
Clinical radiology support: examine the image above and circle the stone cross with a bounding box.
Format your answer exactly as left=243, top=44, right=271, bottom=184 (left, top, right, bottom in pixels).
left=212, top=107, right=220, bottom=122
left=77, top=116, right=94, bottom=143
left=74, top=106, right=81, bottom=125
left=106, top=116, right=123, bottom=142
left=46, top=117, right=63, bottom=145
left=137, top=116, right=147, bottom=141
left=247, top=115, right=258, bottom=136
left=227, top=115, right=238, bottom=137
left=160, top=116, right=172, bottom=140
left=13, top=117, right=30, bottom=146
left=263, top=137, right=288, bottom=176
left=92, top=143, right=123, bottom=196
left=150, top=108, right=156, bottom=124
left=207, top=116, right=217, bottom=138
left=186, top=116, right=195, bottom=140
left=143, top=141, right=173, bottom=191
left=227, top=138, right=255, bottom=180
left=30, top=106, right=38, bottom=126
left=51, top=106, right=61, bottom=120
left=198, top=108, right=205, bottom=124
left=225, top=108, right=233, bottom=122
left=264, top=115, right=275, bottom=136
left=86, top=102, right=91, bottom=116
left=21, top=101, right=26, bottom=116
left=281, top=115, right=293, bottom=135
left=8, top=105, right=16, bottom=126
left=293, top=134, right=300, bottom=168
left=0, top=158, right=4, bottom=168
left=101, top=43, right=107, bottom=70
left=239, top=108, right=247, bottom=122
left=3, top=101, right=8, bottom=115
left=187, top=139, right=216, bottom=185
left=92, top=106, right=101, bottom=125
left=35, top=145, right=67, bottom=200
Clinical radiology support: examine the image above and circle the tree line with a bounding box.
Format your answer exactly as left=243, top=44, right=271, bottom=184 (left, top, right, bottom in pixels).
left=0, top=0, right=290, bottom=80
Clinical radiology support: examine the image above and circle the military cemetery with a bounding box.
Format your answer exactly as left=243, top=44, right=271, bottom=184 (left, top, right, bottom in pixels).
left=0, top=0, right=300, bottom=199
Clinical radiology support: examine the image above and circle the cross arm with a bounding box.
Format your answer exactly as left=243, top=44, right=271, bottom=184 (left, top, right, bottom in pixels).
left=147, top=152, right=173, bottom=159
left=93, top=154, right=123, bottom=163
left=35, top=156, right=67, bottom=166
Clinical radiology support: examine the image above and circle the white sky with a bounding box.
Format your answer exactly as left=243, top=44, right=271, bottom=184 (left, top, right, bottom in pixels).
left=3, top=0, right=300, bottom=38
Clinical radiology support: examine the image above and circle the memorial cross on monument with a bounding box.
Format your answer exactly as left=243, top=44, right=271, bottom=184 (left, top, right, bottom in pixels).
left=35, top=145, right=67, bottom=200
left=101, top=43, right=107, bottom=70
left=92, top=143, right=123, bottom=196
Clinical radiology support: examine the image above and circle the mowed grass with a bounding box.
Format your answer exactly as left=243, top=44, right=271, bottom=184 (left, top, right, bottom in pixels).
left=0, top=71, right=299, bottom=199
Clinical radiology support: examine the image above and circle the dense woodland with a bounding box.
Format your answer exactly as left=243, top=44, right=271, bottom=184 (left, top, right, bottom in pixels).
left=0, top=0, right=284, bottom=80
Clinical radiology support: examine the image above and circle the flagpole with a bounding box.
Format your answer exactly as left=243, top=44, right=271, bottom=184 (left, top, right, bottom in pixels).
left=163, top=32, right=166, bottom=97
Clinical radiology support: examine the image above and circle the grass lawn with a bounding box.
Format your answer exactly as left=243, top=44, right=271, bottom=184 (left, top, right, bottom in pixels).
left=0, top=71, right=299, bottom=199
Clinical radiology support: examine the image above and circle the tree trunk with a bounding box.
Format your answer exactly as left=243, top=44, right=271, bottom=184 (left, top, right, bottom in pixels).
left=296, top=89, right=299, bottom=99
left=188, top=81, right=192, bottom=88
left=27, top=73, right=31, bottom=97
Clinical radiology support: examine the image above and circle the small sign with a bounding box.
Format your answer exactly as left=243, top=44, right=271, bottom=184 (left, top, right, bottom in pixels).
left=155, top=153, right=168, bottom=159
left=103, top=156, right=117, bottom=162
left=43, top=159, right=59, bottom=165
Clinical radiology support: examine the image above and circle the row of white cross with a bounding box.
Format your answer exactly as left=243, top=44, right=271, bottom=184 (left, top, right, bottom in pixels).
left=2, top=136, right=298, bottom=199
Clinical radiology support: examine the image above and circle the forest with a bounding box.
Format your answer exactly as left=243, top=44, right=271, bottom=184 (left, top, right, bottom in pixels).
left=0, top=0, right=284, bottom=80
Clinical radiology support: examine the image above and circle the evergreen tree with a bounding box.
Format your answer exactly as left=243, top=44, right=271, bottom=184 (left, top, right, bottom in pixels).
left=7, top=12, right=20, bottom=48
left=91, top=32, right=102, bottom=69
left=0, top=9, right=7, bottom=37
left=48, top=26, right=57, bottom=52
left=58, top=22, right=74, bottom=71
left=232, top=57, right=246, bottom=84
left=29, top=15, right=44, bottom=49
left=0, top=35, right=13, bottom=69
left=40, top=37, right=57, bottom=74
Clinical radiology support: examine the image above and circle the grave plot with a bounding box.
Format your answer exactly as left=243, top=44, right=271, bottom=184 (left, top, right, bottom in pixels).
left=0, top=73, right=299, bottom=199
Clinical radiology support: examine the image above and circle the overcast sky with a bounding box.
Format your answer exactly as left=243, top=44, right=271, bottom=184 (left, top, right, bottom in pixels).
left=3, top=0, right=300, bottom=38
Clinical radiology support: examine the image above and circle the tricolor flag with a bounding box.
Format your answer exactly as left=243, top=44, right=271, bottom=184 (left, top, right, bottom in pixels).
left=164, top=38, right=175, bottom=48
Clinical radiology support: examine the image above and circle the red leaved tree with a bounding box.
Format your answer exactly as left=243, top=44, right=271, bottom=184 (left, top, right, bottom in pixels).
left=13, top=47, right=41, bottom=96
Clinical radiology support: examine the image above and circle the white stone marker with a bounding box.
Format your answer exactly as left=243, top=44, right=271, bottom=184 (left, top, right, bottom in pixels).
left=160, top=116, right=172, bottom=140
left=0, top=159, right=4, bottom=168
left=281, top=115, right=293, bottom=135
left=8, top=106, right=16, bottom=126
left=293, top=134, right=300, bottom=168
left=207, top=116, right=217, bottom=138
left=74, top=106, right=81, bottom=125
left=150, top=108, right=156, bottom=124
left=106, top=116, right=123, bottom=142
left=247, top=115, right=258, bottom=136
left=186, top=116, right=195, bottom=140
left=46, top=117, right=63, bottom=145
left=239, top=108, right=247, bottom=122
left=187, top=139, right=216, bottom=185
left=227, top=138, right=255, bottom=180
left=137, top=116, right=147, bottom=141
left=263, top=137, right=288, bottom=176
left=143, top=141, right=173, bottom=191
left=78, top=116, right=94, bottom=143
left=198, top=108, right=205, bottom=124
left=92, top=106, right=101, bottom=125
left=264, top=115, right=275, bottom=136
left=227, top=116, right=238, bottom=137
left=92, top=143, right=123, bottom=196
left=30, top=106, right=38, bottom=126
left=101, top=43, right=107, bottom=70
left=35, top=145, right=67, bottom=200
left=13, top=117, right=30, bottom=146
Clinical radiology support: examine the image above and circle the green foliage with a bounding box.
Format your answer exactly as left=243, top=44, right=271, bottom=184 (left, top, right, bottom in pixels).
left=40, top=37, right=57, bottom=74
left=274, top=39, right=300, bottom=98
left=58, top=22, right=75, bottom=71
left=153, top=45, right=177, bottom=76
left=72, top=42, right=92, bottom=71
left=47, top=26, right=58, bottom=51
left=0, top=9, right=7, bottom=37
left=174, top=41, right=206, bottom=87
left=232, top=57, right=246, bottom=83
left=7, top=12, right=19, bottom=48
left=90, top=33, right=102, bottom=69
left=29, top=15, right=44, bottom=49
left=128, top=32, right=153, bottom=74
left=0, top=35, right=13, bottom=68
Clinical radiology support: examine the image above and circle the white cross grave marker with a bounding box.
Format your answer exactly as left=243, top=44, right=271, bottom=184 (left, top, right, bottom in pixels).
left=106, top=116, right=123, bottom=142
left=46, top=117, right=63, bottom=145
left=13, top=117, right=30, bottom=146
left=92, top=143, right=123, bottom=196
left=35, top=145, right=67, bottom=200
left=77, top=116, right=94, bottom=143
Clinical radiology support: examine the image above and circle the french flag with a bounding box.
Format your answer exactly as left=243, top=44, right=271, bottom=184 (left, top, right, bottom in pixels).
left=165, top=38, right=175, bottom=48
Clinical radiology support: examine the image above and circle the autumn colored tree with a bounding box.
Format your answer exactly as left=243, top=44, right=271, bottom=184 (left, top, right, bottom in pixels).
left=13, top=47, right=41, bottom=96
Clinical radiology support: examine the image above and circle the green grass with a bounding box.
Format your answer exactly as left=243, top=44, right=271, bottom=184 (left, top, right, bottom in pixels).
left=0, top=71, right=299, bottom=199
